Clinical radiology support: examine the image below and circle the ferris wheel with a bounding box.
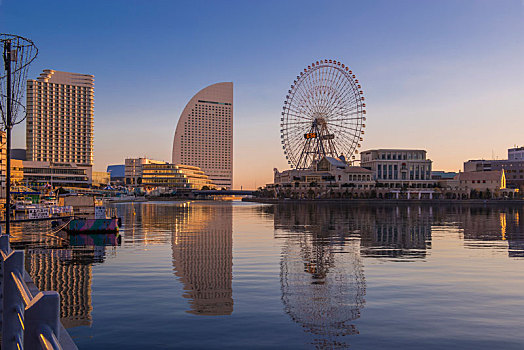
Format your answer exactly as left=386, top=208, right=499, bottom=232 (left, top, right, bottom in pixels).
left=280, top=59, right=366, bottom=169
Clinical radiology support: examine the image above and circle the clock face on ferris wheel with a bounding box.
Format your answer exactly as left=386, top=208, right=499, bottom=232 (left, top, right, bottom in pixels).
left=280, top=59, right=366, bottom=169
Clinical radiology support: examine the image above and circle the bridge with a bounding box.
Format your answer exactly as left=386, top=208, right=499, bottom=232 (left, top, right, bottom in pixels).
left=193, top=190, right=255, bottom=196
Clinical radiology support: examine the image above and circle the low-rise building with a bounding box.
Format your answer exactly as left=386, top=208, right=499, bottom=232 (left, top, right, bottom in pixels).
left=431, top=171, right=457, bottom=180
left=435, top=170, right=517, bottom=199
left=92, top=171, right=111, bottom=187
left=125, top=158, right=166, bottom=185
left=453, top=170, right=506, bottom=191
left=509, top=147, right=524, bottom=161
left=464, top=147, right=524, bottom=191
left=360, top=149, right=435, bottom=188
left=141, top=163, right=214, bottom=190
left=462, top=147, right=524, bottom=190
left=10, top=148, right=26, bottom=161
left=1, top=134, right=25, bottom=196
left=11, top=159, right=24, bottom=186
left=22, top=161, right=92, bottom=188
left=464, top=157, right=524, bottom=190
left=272, top=157, right=374, bottom=198
left=107, top=164, right=125, bottom=184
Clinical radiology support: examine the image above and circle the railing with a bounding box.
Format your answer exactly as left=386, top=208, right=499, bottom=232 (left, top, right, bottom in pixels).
left=0, top=233, right=78, bottom=350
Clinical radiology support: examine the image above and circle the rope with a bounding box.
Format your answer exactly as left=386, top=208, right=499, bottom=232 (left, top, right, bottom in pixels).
left=41, top=217, right=73, bottom=241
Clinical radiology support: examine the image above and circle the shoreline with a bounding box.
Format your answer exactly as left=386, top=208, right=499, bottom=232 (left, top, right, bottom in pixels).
left=242, top=198, right=524, bottom=205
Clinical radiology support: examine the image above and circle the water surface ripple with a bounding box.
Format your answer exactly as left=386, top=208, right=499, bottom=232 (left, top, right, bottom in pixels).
left=9, top=201, right=524, bottom=349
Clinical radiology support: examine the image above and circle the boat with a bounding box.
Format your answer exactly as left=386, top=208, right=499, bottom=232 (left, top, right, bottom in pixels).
left=64, top=217, right=120, bottom=234
left=53, top=195, right=121, bottom=234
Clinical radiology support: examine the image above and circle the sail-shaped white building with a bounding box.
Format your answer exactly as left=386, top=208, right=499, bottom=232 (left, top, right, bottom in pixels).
left=172, top=82, right=233, bottom=189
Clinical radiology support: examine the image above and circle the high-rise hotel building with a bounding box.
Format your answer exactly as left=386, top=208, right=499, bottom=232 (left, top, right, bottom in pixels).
left=172, top=82, right=233, bottom=189
left=26, top=70, right=94, bottom=165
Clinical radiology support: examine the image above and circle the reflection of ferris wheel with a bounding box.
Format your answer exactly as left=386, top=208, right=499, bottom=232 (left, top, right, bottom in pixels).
left=280, top=59, right=366, bottom=169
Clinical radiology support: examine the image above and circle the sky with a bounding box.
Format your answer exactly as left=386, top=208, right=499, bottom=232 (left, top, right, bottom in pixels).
left=1, top=0, right=523, bottom=189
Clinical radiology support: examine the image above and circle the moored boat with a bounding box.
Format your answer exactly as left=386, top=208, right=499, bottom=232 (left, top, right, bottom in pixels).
left=64, top=217, right=120, bottom=234
left=54, top=194, right=121, bottom=234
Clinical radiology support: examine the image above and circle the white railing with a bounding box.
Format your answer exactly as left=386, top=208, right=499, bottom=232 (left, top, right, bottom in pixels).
left=0, top=234, right=78, bottom=350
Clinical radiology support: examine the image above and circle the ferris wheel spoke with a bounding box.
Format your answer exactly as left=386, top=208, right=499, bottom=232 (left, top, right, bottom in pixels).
left=327, top=83, right=358, bottom=117
left=331, top=123, right=362, bottom=133
left=294, top=77, right=322, bottom=115
left=332, top=79, right=361, bottom=111
left=328, top=109, right=361, bottom=118
left=326, top=67, right=345, bottom=106
left=295, top=76, right=322, bottom=115
left=316, top=66, right=331, bottom=112
left=325, top=114, right=362, bottom=123
left=317, top=67, right=335, bottom=113
left=326, top=70, right=358, bottom=109
left=284, top=107, right=313, bottom=121
left=308, top=67, right=329, bottom=112
left=289, top=94, right=317, bottom=118
left=283, top=120, right=314, bottom=126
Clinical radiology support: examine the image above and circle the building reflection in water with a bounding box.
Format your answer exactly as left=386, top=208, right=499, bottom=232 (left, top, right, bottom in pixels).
left=451, top=206, right=524, bottom=258
left=8, top=221, right=118, bottom=328
left=171, top=202, right=233, bottom=315
left=269, top=203, right=434, bottom=348
left=117, top=202, right=176, bottom=245
left=359, top=205, right=432, bottom=260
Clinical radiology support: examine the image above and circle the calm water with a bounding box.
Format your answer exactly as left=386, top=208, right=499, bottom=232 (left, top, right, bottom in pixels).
left=8, top=201, right=524, bottom=349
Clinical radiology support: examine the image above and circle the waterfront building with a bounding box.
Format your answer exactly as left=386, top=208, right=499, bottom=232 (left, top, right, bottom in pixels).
left=10, top=148, right=27, bottom=160
left=274, top=157, right=374, bottom=189
left=92, top=171, right=110, bottom=187
left=508, top=147, right=524, bottom=160
left=360, top=149, right=434, bottom=188
left=0, top=132, right=24, bottom=196
left=431, top=171, right=457, bottom=180
left=142, top=163, right=214, bottom=190
left=26, top=70, right=94, bottom=166
left=271, top=156, right=374, bottom=198
left=22, top=161, right=92, bottom=188
left=453, top=170, right=506, bottom=191
left=464, top=148, right=524, bottom=190
left=11, top=159, right=24, bottom=186
left=438, top=170, right=506, bottom=195
left=107, top=164, right=125, bottom=184
left=124, top=158, right=166, bottom=185
left=172, top=82, right=233, bottom=189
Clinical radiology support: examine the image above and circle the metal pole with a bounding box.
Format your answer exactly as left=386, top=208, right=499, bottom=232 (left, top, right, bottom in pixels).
left=4, top=40, right=11, bottom=235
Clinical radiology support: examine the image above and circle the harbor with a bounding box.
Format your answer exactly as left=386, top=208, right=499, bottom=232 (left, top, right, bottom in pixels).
left=1, top=1, right=522, bottom=348
left=2, top=201, right=524, bottom=349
